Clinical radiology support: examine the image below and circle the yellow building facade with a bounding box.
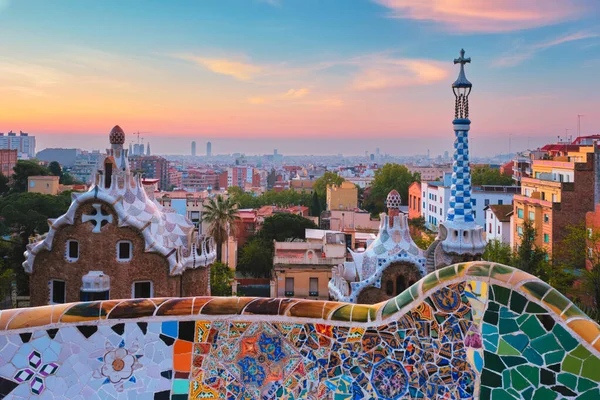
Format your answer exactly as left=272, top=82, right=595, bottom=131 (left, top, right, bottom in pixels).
left=326, top=181, right=358, bottom=210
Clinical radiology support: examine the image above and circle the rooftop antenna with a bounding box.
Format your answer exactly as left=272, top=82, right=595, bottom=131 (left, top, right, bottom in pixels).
left=577, top=115, right=584, bottom=138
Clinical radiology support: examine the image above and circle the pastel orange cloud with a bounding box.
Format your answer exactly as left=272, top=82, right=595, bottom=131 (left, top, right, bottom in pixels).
left=283, top=88, right=310, bottom=98
left=176, top=55, right=263, bottom=80
left=352, top=59, right=448, bottom=90
left=374, top=0, right=588, bottom=32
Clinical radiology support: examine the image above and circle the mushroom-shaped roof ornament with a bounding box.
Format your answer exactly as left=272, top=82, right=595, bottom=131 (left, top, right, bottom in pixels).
left=386, top=190, right=402, bottom=210
left=109, top=125, right=125, bottom=145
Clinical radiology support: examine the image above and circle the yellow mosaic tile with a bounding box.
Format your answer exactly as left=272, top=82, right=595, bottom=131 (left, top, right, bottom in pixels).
left=7, top=305, right=53, bottom=330
left=567, top=319, right=600, bottom=345
left=286, top=301, right=326, bottom=319
left=156, top=298, right=195, bottom=316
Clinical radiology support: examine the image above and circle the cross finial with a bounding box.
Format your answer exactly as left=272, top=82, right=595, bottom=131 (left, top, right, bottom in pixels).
left=454, top=48, right=471, bottom=66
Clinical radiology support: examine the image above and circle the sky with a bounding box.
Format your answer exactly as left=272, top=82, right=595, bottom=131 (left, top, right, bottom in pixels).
left=1, top=0, right=599, bottom=156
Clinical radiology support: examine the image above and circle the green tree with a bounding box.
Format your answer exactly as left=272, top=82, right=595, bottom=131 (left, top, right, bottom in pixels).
left=236, top=238, right=274, bottom=278
left=257, top=213, right=318, bottom=243
left=201, top=195, right=241, bottom=263
left=210, top=261, right=234, bottom=296
left=313, top=172, right=344, bottom=208
left=363, top=164, right=419, bottom=215
left=11, top=160, right=49, bottom=193
left=471, top=166, right=514, bottom=186
left=0, top=173, right=9, bottom=195
left=0, top=191, right=72, bottom=294
left=514, top=220, right=548, bottom=275
left=48, top=161, right=62, bottom=178
left=483, top=239, right=513, bottom=265
left=310, top=191, right=321, bottom=219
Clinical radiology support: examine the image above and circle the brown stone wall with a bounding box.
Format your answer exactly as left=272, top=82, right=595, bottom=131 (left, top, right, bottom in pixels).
left=181, top=266, right=209, bottom=297
left=357, top=262, right=422, bottom=304
left=29, top=200, right=187, bottom=306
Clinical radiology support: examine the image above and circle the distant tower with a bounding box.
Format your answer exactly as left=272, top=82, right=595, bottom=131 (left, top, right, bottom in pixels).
left=192, top=141, right=197, bottom=157
left=129, top=142, right=133, bottom=155
left=146, top=142, right=151, bottom=156
left=439, top=49, right=485, bottom=256
left=206, top=141, right=212, bottom=157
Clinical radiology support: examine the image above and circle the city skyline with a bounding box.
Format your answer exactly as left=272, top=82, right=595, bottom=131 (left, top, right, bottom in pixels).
left=0, top=0, right=599, bottom=154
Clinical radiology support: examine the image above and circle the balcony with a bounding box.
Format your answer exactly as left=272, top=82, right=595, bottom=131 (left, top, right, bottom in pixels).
left=273, top=256, right=346, bottom=266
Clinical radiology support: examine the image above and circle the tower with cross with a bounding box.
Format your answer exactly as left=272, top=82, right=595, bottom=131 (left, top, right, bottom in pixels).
left=438, top=49, right=485, bottom=257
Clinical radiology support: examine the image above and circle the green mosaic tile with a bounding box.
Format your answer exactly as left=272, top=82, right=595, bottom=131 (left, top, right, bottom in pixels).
left=467, top=262, right=492, bottom=277
left=482, top=369, right=503, bottom=388
left=520, top=315, right=546, bottom=339
left=491, top=388, right=518, bottom=400
left=395, top=288, right=414, bottom=310
left=581, top=355, right=600, bottom=381
left=509, top=292, right=527, bottom=314
left=490, top=264, right=513, bottom=281
left=544, top=349, right=565, bottom=365
left=437, top=265, right=457, bottom=283
left=517, top=365, right=540, bottom=387
left=542, top=289, right=571, bottom=314
left=502, top=369, right=511, bottom=390
left=577, top=376, right=597, bottom=392
left=506, top=388, right=520, bottom=399
left=525, top=301, right=547, bottom=314
left=502, top=356, right=528, bottom=368
left=561, top=303, right=588, bottom=320
left=530, top=333, right=561, bottom=354
left=492, top=285, right=511, bottom=306
left=409, top=283, right=420, bottom=300
left=562, top=354, right=583, bottom=375
left=500, top=307, right=518, bottom=319
left=331, top=304, right=353, bottom=321
left=522, top=387, right=534, bottom=400
left=557, top=372, right=578, bottom=391
left=498, top=339, right=520, bottom=356
left=516, top=313, right=529, bottom=325
left=553, top=323, right=579, bottom=352
left=510, top=369, right=530, bottom=391
left=455, top=262, right=467, bottom=276
left=484, top=310, right=499, bottom=325
left=522, top=281, right=551, bottom=301
left=381, top=299, right=399, bottom=319
left=576, top=389, right=600, bottom=400
left=522, top=347, right=544, bottom=366
left=480, top=386, right=492, bottom=400
left=499, top=317, right=519, bottom=335
left=504, top=333, right=529, bottom=352
left=484, top=351, right=507, bottom=373
left=571, top=344, right=592, bottom=360
left=421, top=272, right=440, bottom=293
left=531, top=387, right=557, bottom=400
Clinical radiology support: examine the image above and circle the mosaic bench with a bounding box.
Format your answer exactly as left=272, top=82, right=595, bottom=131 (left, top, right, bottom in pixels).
left=0, top=262, right=599, bottom=399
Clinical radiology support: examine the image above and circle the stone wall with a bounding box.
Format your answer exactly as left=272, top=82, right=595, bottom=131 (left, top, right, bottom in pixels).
left=30, top=200, right=208, bottom=306
left=2, top=262, right=599, bottom=399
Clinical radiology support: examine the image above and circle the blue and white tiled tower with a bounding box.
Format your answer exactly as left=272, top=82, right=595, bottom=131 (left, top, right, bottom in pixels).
left=439, top=49, right=485, bottom=255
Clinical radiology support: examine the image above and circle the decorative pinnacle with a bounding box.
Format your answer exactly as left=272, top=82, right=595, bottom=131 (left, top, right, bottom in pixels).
left=452, top=48, right=472, bottom=89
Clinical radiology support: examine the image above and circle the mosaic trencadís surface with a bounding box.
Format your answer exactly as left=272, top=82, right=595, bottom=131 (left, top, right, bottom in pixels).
left=0, top=262, right=599, bottom=399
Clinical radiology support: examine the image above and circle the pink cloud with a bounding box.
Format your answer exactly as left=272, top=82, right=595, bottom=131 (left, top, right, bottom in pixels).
left=373, top=0, right=590, bottom=32
left=352, top=59, right=449, bottom=90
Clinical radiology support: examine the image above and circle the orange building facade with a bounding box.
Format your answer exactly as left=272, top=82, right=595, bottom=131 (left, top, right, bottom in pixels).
left=408, top=181, right=422, bottom=220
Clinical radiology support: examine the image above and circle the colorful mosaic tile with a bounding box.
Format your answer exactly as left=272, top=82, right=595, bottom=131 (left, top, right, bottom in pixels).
left=0, top=262, right=599, bottom=399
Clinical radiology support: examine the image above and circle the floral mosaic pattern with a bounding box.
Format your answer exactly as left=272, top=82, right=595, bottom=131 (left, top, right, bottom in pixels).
left=0, top=262, right=599, bottom=399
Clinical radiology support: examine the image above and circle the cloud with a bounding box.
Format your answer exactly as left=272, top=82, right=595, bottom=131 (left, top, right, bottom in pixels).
left=351, top=59, right=449, bottom=90
left=175, top=55, right=263, bottom=80
left=373, top=0, right=590, bottom=33
left=283, top=88, right=310, bottom=98
left=493, top=31, right=600, bottom=67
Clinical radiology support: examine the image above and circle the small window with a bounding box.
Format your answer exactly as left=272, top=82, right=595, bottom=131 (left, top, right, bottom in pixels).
left=117, top=241, right=132, bottom=261
left=51, top=280, right=66, bottom=304
left=498, top=200, right=503, bottom=205
left=484, top=199, right=490, bottom=206
left=528, top=211, right=535, bottom=221
left=544, top=233, right=550, bottom=243
left=66, top=240, right=79, bottom=261
left=285, top=277, right=294, bottom=296
left=489, top=223, right=492, bottom=234
left=588, top=228, right=593, bottom=239
left=385, top=280, right=394, bottom=296
left=544, top=214, right=549, bottom=223
left=132, top=281, right=153, bottom=298
left=497, top=226, right=500, bottom=234
left=80, top=290, right=109, bottom=301
left=472, top=199, right=477, bottom=206
left=517, top=226, right=523, bottom=237
left=309, top=277, right=318, bottom=297
left=517, top=208, right=524, bottom=219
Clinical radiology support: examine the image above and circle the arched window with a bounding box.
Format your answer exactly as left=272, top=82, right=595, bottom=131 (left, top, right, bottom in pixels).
left=396, top=275, right=407, bottom=295
left=385, top=280, right=394, bottom=296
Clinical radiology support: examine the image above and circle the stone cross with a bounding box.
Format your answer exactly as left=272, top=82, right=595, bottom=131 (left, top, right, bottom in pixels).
left=82, top=203, right=113, bottom=233
left=454, top=48, right=471, bottom=66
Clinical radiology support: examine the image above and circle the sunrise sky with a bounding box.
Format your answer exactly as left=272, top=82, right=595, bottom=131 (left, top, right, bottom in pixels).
left=1, top=0, right=599, bottom=155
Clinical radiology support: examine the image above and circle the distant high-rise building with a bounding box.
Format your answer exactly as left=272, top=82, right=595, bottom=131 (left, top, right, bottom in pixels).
left=376, top=148, right=380, bottom=157
left=146, top=142, right=151, bottom=156
left=191, top=141, right=196, bottom=157
left=206, top=141, right=212, bottom=157
left=0, top=131, right=36, bottom=158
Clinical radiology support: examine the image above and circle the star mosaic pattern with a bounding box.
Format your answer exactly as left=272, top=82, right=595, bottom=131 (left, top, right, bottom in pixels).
left=0, top=262, right=599, bottom=399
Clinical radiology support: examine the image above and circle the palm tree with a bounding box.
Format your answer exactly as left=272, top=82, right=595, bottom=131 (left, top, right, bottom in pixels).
left=201, top=195, right=241, bottom=263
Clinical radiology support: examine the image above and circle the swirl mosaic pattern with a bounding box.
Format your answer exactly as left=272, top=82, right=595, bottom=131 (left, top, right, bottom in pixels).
left=0, top=262, right=599, bottom=399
